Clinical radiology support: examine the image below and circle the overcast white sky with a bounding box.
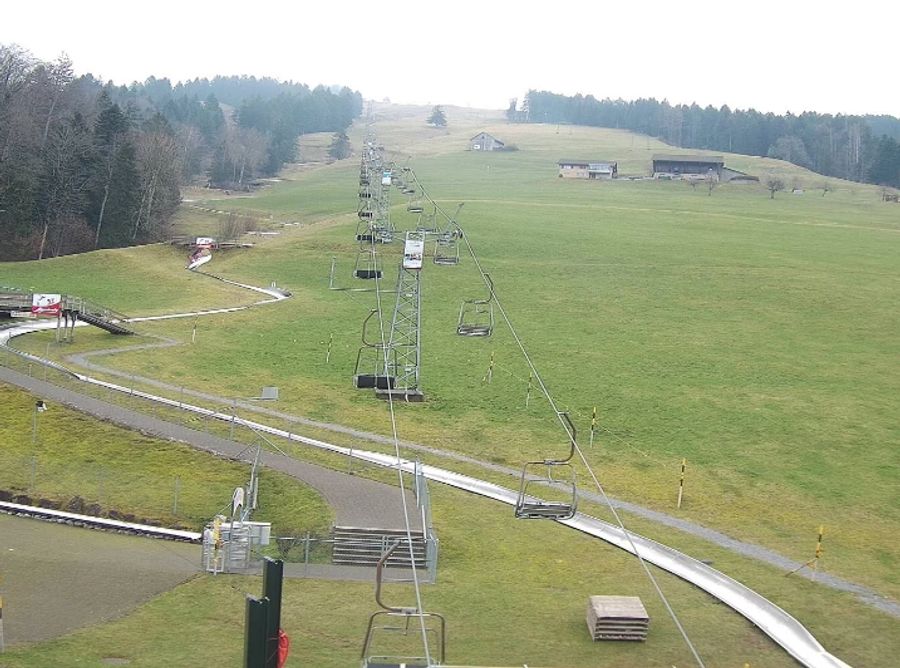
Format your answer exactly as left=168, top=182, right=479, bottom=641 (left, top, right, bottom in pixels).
left=2, top=0, right=897, bottom=117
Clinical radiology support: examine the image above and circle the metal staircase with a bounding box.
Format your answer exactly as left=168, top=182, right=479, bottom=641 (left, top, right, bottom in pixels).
left=62, top=296, right=134, bottom=335
left=332, top=527, right=427, bottom=568
left=0, top=290, right=133, bottom=335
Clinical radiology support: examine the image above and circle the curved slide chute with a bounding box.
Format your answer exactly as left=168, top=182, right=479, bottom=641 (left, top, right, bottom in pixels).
left=186, top=248, right=212, bottom=270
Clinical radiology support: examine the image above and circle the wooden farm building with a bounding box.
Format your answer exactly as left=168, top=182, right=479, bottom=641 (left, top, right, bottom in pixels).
left=470, top=132, right=505, bottom=151
left=557, top=159, right=618, bottom=179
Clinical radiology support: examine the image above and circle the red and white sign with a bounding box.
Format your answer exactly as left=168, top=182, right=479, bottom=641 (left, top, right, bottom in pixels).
left=31, top=294, right=62, bottom=316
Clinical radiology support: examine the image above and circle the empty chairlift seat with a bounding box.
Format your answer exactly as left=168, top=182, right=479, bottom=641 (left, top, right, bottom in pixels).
left=515, top=412, right=578, bottom=520
left=433, top=230, right=460, bottom=266
left=361, top=543, right=446, bottom=668
left=456, top=274, right=494, bottom=336
left=352, top=311, right=396, bottom=389
left=354, top=248, right=382, bottom=280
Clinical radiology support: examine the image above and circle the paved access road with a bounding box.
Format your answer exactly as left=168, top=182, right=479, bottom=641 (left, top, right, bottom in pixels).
left=0, top=365, right=419, bottom=531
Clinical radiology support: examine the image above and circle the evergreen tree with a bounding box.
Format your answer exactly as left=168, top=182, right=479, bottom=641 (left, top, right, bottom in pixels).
left=427, top=105, right=447, bottom=127
left=99, top=140, right=140, bottom=246
left=87, top=92, right=134, bottom=247
left=868, top=135, right=900, bottom=187
left=328, top=132, right=351, bottom=160
left=0, top=43, right=363, bottom=259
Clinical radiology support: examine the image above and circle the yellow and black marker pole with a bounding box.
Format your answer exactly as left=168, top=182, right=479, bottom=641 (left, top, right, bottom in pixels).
left=325, top=332, right=334, bottom=364
left=677, top=458, right=686, bottom=509
left=191, top=316, right=198, bottom=344
left=812, top=525, right=825, bottom=574
left=483, top=351, right=494, bottom=384
left=589, top=406, right=597, bottom=448
left=786, top=525, right=826, bottom=578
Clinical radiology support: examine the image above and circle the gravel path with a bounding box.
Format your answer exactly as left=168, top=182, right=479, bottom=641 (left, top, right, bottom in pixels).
left=0, top=365, right=419, bottom=531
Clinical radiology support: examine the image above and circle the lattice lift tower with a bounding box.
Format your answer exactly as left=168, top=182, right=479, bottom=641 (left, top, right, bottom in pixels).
left=376, top=231, right=426, bottom=402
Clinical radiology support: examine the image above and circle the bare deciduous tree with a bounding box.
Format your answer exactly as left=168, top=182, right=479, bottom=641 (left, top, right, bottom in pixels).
left=765, top=175, right=786, bottom=199
left=133, top=131, right=180, bottom=240
left=38, top=116, right=93, bottom=258
left=217, top=211, right=250, bottom=243
left=225, top=126, right=268, bottom=186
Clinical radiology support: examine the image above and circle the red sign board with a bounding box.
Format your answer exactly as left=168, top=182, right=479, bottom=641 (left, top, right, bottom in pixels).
left=31, top=294, right=62, bottom=316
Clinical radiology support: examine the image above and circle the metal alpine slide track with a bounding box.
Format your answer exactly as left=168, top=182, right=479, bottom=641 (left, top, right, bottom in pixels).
left=0, top=320, right=851, bottom=668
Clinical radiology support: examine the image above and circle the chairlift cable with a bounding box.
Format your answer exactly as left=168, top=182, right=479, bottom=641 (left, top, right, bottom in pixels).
left=367, top=183, right=433, bottom=664
left=407, top=168, right=706, bottom=668
left=356, top=136, right=432, bottom=660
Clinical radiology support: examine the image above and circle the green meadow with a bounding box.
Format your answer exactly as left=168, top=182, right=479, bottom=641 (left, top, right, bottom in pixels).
left=0, top=384, right=331, bottom=534
left=2, top=105, right=898, bottom=665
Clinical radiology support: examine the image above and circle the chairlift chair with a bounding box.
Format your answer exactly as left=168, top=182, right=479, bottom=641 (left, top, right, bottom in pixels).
left=433, top=228, right=460, bottom=266
left=352, top=311, right=396, bottom=389
left=359, top=202, right=375, bottom=220
left=356, top=218, right=375, bottom=242
left=392, top=172, right=408, bottom=191
left=407, top=191, right=425, bottom=214
left=456, top=274, right=494, bottom=336
left=361, top=543, right=446, bottom=668
left=415, top=206, right=440, bottom=234
left=353, top=346, right=396, bottom=390
left=354, top=247, right=382, bottom=280
left=515, top=412, right=578, bottom=520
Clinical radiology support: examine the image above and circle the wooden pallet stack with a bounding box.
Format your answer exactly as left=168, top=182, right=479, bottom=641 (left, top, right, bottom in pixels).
left=586, top=595, right=650, bottom=641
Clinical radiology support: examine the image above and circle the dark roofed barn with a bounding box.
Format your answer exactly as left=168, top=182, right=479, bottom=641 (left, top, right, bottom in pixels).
left=652, top=154, right=725, bottom=180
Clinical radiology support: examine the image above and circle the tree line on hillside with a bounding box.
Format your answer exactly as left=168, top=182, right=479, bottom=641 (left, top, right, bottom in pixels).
left=510, top=91, right=900, bottom=188
left=0, top=45, right=363, bottom=261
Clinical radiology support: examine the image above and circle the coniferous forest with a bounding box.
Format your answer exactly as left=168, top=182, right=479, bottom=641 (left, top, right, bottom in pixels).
left=0, top=45, right=362, bottom=261
left=514, top=91, right=900, bottom=188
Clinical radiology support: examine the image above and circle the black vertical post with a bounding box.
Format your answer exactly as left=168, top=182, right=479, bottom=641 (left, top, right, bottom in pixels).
left=263, top=557, right=283, bottom=668
left=244, top=595, right=269, bottom=668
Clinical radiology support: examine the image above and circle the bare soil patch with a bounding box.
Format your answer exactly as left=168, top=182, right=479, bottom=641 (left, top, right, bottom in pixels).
left=0, top=514, right=198, bottom=646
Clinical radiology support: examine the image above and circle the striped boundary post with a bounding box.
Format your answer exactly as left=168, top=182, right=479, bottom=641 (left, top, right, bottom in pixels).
left=482, top=351, right=494, bottom=384
left=812, top=526, right=825, bottom=575
left=677, top=458, right=686, bottom=509
left=0, top=593, right=5, bottom=652
left=786, top=526, right=825, bottom=578
left=589, top=406, right=597, bottom=448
